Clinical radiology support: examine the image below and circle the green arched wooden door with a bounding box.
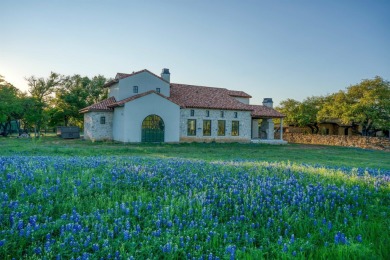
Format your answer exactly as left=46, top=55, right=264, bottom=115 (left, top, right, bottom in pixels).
left=141, top=115, right=165, bottom=142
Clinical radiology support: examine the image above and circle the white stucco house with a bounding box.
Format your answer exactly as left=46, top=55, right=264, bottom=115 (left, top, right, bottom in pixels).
left=80, top=68, right=286, bottom=143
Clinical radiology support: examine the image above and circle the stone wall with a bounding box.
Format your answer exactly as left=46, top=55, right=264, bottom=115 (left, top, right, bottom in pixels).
left=180, top=108, right=252, bottom=142
left=83, top=111, right=113, bottom=141
left=280, top=133, right=390, bottom=151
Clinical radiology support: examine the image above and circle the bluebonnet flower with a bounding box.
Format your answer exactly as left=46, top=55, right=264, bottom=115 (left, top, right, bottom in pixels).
left=34, top=247, right=42, bottom=255
left=162, top=242, right=172, bottom=253
left=225, top=245, right=236, bottom=260
left=92, top=243, right=99, bottom=252
left=328, top=221, right=332, bottom=230
left=290, top=234, right=295, bottom=243
left=277, top=236, right=283, bottom=245
left=123, top=230, right=130, bottom=240
left=17, top=220, right=23, bottom=230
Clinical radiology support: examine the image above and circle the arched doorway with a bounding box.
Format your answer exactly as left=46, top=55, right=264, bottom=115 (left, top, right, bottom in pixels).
left=141, top=115, right=165, bottom=142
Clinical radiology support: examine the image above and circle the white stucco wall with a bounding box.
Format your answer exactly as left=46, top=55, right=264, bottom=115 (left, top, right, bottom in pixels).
left=233, top=97, right=250, bottom=104
left=112, top=107, right=124, bottom=141
left=83, top=111, right=113, bottom=141
left=108, top=83, right=119, bottom=99
left=179, top=109, right=252, bottom=142
left=113, top=93, right=180, bottom=142
left=109, top=71, right=170, bottom=101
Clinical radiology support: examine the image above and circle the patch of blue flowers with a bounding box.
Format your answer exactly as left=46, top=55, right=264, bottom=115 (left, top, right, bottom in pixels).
left=0, top=156, right=387, bottom=259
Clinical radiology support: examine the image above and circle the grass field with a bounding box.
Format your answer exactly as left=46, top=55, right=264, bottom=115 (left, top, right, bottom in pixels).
left=0, top=136, right=389, bottom=170
left=0, top=137, right=389, bottom=259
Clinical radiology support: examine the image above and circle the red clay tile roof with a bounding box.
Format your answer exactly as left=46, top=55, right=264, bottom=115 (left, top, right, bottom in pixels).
left=81, top=70, right=284, bottom=118
left=227, top=90, right=252, bottom=98
left=115, top=73, right=132, bottom=79
left=79, top=96, right=116, bottom=113
left=169, top=84, right=284, bottom=117
left=109, top=90, right=178, bottom=107
left=169, top=83, right=253, bottom=111
left=104, top=79, right=119, bottom=88
left=248, top=105, right=285, bottom=118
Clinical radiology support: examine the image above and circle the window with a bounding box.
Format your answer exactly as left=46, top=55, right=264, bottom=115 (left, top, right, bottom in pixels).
left=232, top=121, right=239, bottom=136
left=100, top=116, right=106, bottom=124
left=234, top=112, right=238, bottom=118
left=156, top=88, right=160, bottom=93
left=206, top=110, right=210, bottom=117
left=187, top=119, right=196, bottom=136
left=220, top=111, right=224, bottom=118
left=190, top=109, right=195, bottom=116
left=133, top=86, right=138, bottom=93
left=203, top=120, right=211, bottom=136
left=218, top=120, right=225, bottom=136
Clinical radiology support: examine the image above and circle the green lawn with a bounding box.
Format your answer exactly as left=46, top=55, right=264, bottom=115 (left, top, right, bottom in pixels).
left=1, top=136, right=389, bottom=170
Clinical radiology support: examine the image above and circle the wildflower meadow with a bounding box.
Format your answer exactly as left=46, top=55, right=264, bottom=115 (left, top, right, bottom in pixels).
left=0, top=156, right=389, bottom=259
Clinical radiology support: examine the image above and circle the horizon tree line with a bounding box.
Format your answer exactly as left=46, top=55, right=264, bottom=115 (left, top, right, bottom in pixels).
left=1, top=73, right=389, bottom=137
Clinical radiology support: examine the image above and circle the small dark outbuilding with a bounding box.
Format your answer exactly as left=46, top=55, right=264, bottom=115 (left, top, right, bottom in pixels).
left=57, top=126, right=80, bottom=139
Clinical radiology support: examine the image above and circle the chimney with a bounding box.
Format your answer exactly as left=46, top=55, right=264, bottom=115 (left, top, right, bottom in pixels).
left=161, top=68, right=170, bottom=83
left=262, top=98, right=273, bottom=108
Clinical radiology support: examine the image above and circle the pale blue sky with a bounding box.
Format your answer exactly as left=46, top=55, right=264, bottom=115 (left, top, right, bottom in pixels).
left=1, top=0, right=389, bottom=106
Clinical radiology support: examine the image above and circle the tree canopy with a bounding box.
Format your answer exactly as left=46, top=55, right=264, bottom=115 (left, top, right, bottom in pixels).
left=0, top=75, right=24, bottom=135
left=0, top=72, right=108, bottom=137
left=276, top=96, right=326, bottom=133
left=278, top=76, right=390, bottom=136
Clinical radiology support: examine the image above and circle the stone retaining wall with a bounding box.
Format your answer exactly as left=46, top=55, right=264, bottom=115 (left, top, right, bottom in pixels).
left=279, top=133, right=390, bottom=151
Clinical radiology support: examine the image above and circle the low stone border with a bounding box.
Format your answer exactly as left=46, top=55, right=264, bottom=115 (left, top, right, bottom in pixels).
left=278, top=133, right=390, bottom=151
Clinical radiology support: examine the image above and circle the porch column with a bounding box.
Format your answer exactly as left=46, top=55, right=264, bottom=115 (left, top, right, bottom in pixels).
left=280, top=118, right=283, bottom=140
left=252, top=119, right=259, bottom=139
left=266, top=119, right=274, bottom=140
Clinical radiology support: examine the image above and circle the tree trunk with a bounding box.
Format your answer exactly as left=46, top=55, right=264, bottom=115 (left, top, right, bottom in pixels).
left=307, top=124, right=319, bottom=134
left=313, top=124, right=319, bottom=134
left=15, top=120, right=21, bottom=135
left=0, top=123, right=4, bottom=136
left=4, top=121, right=11, bottom=136
left=365, top=120, right=373, bottom=136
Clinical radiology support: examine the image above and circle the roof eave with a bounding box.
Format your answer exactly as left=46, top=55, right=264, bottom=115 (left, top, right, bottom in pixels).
left=229, top=94, right=252, bottom=98
left=79, top=109, right=114, bottom=113
left=184, top=105, right=253, bottom=111
left=103, top=79, right=119, bottom=88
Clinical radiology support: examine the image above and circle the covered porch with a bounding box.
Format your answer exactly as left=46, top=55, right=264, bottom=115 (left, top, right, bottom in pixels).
left=249, top=98, right=287, bottom=144
left=250, top=117, right=287, bottom=144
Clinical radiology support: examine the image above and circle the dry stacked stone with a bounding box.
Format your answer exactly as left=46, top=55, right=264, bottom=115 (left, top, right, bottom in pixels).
left=281, top=133, right=390, bottom=151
